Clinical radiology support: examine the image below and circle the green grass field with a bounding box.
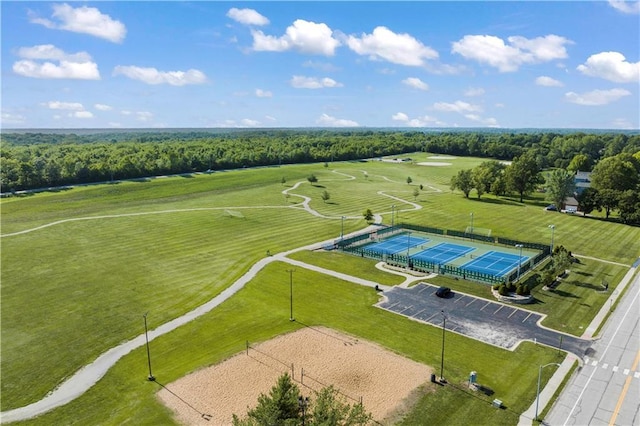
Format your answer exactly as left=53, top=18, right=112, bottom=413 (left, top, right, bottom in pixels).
left=2, top=154, right=638, bottom=424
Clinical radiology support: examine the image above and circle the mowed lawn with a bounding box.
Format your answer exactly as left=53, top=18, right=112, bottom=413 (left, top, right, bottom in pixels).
left=9, top=262, right=563, bottom=426
left=2, top=155, right=639, bottom=423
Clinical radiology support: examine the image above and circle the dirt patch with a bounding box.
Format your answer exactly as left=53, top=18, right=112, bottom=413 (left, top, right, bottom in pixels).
left=157, top=327, right=432, bottom=425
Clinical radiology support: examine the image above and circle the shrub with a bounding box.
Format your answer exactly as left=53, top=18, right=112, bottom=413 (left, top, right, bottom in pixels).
left=498, top=284, right=509, bottom=296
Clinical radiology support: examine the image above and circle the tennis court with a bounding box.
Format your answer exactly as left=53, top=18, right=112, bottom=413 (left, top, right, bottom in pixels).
left=367, top=234, right=429, bottom=255
left=413, top=242, right=475, bottom=265
left=460, top=251, right=529, bottom=277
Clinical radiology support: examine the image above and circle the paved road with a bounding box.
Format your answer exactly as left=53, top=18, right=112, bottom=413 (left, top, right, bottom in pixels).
left=546, top=272, right=640, bottom=426
left=377, top=283, right=591, bottom=357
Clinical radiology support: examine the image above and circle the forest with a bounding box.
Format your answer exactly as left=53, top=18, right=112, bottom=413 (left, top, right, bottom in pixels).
left=0, top=129, right=640, bottom=223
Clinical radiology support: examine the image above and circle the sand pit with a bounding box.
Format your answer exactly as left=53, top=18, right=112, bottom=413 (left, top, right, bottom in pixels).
left=158, top=327, right=432, bottom=425
left=417, top=162, right=452, bottom=167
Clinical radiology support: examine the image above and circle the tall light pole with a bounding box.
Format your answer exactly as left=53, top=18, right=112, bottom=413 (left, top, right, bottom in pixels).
left=287, top=269, right=295, bottom=321
left=548, top=224, right=555, bottom=252
left=143, top=313, right=155, bottom=381
left=440, top=310, right=447, bottom=382
left=515, top=244, right=523, bottom=281
left=391, top=205, right=395, bottom=228
left=470, top=212, right=474, bottom=235
left=536, top=363, right=561, bottom=421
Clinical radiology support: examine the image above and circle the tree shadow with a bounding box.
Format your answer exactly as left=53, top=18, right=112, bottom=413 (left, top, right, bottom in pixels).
left=551, top=289, right=579, bottom=299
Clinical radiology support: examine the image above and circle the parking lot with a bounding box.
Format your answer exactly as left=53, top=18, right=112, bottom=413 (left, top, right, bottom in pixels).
left=376, top=283, right=591, bottom=357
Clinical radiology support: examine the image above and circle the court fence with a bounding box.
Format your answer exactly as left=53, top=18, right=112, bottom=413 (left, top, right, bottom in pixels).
left=340, top=223, right=551, bottom=285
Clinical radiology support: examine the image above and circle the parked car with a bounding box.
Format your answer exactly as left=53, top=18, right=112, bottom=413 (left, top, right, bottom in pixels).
left=545, top=204, right=558, bottom=211
left=435, top=286, right=452, bottom=298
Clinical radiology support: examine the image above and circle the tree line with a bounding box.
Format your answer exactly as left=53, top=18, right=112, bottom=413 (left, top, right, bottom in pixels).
left=1, top=129, right=638, bottom=193
left=450, top=151, right=640, bottom=224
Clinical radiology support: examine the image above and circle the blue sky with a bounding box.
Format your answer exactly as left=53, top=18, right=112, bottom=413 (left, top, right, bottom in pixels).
left=1, top=1, right=639, bottom=129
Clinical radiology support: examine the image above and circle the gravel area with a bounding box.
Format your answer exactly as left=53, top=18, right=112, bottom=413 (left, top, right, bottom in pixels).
left=157, top=327, right=432, bottom=425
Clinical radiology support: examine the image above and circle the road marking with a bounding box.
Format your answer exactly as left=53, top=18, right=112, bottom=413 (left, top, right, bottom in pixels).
left=494, top=305, right=504, bottom=314
left=634, top=372, right=640, bottom=379
left=465, top=299, right=475, bottom=307
left=508, top=309, right=518, bottom=319
left=623, top=369, right=630, bottom=375
left=522, top=312, right=533, bottom=323
left=592, top=360, right=598, bottom=366
left=414, top=309, right=426, bottom=318
left=480, top=301, right=490, bottom=311
left=609, top=349, right=640, bottom=426
left=562, top=289, right=640, bottom=426
left=454, top=296, right=465, bottom=304
left=400, top=305, right=413, bottom=314
left=613, top=366, right=619, bottom=372
left=425, top=313, right=438, bottom=323
left=602, top=363, right=608, bottom=369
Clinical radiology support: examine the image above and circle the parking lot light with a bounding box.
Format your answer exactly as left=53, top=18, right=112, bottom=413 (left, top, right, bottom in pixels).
left=536, top=363, right=561, bottom=421
left=515, top=244, right=523, bottom=281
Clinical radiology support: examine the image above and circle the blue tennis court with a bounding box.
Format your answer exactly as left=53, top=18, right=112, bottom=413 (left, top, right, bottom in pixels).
left=413, top=242, right=475, bottom=264
left=367, top=234, right=429, bottom=254
left=461, top=251, right=530, bottom=277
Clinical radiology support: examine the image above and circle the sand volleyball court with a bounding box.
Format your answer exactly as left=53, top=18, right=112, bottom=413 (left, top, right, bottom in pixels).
left=158, top=327, right=432, bottom=425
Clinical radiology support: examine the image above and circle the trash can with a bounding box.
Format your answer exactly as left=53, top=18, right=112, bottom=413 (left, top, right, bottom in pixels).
left=431, top=373, right=437, bottom=383
left=492, top=399, right=502, bottom=408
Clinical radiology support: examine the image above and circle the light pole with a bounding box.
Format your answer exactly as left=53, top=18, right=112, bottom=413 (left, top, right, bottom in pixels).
left=143, top=313, right=155, bottom=381
left=341, top=216, right=345, bottom=241
left=440, top=310, right=446, bottom=382
left=287, top=269, right=295, bottom=321
left=548, top=224, right=555, bottom=252
left=536, top=363, right=561, bottom=421
left=515, top=244, right=523, bottom=281
left=470, top=212, right=474, bottom=235
left=391, top=205, right=395, bottom=228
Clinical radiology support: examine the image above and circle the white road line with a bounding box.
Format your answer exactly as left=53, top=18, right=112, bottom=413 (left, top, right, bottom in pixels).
left=592, top=360, right=598, bottom=366
left=522, top=312, right=533, bottom=323
left=466, top=299, right=475, bottom=307
left=494, top=305, right=504, bottom=314
left=508, top=309, right=518, bottom=319
left=623, top=369, right=630, bottom=375
left=480, top=302, right=491, bottom=311
left=613, top=366, right=619, bottom=372
left=562, top=289, right=640, bottom=426
left=602, top=363, right=609, bottom=369
left=634, top=372, right=640, bottom=378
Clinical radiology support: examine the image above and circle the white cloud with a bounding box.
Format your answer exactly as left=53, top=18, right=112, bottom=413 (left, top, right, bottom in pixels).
left=265, top=115, right=277, bottom=121
left=1, top=112, right=27, bottom=125
left=402, top=77, right=429, bottom=91
left=13, top=45, right=100, bottom=80
left=94, top=103, right=113, bottom=111
left=433, top=101, right=482, bottom=113
left=42, top=101, right=85, bottom=110
left=346, top=26, right=438, bottom=66
left=452, top=34, right=571, bottom=72
left=17, top=44, right=91, bottom=62
left=464, top=87, right=485, bottom=97
left=577, top=51, right=640, bottom=83
left=302, top=60, right=339, bottom=72
left=255, top=89, right=273, bottom=98
left=240, top=118, right=261, bottom=127
left=464, top=114, right=499, bottom=127
left=565, top=88, right=631, bottom=105
left=252, top=20, right=340, bottom=56
left=536, top=76, right=564, bottom=87
left=290, top=75, right=343, bottom=89
left=611, top=118, right=634, bottom=129
left=70, top=110, right=93, bottom=118
left=29, top=3, right=126, bottom=43
left=121, top=110, right=154, bottom=121
left=226, top=8, right=269, bottom=26
left=113, top=66, right=207, bottom=86
left=608, top=0, right=640, bottom=14
left=392, top=112, right=444, bottom=127
left=316, top=113, right=359, bottom=127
